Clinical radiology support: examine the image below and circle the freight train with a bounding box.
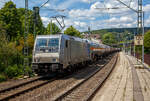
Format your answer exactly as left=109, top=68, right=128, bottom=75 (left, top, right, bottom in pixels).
left=32, top=34, right=118, bottom=74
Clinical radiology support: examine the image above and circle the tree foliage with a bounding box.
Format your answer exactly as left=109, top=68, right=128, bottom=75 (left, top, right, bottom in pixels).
left=16, top=34, right=34, bottom=54
left=64, top=26, right=81, bottom=37
left=0, top=1, right=45, bottom=41
left=45, top=23, right=60, bottom=34
left=0, top=1, right=21, bottom=40
left=144, top=30, right=150, bottom=54
left=102, top=33, right=117, bottom=45
left=17, top=8, right=45, bottom=36
left=0, top=31, right=18, bottom=72
left=0, top=1, right=45, bottom=80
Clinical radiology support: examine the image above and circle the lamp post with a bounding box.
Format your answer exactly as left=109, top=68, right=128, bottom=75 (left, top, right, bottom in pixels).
left=128, top=33, right=132, bottom=55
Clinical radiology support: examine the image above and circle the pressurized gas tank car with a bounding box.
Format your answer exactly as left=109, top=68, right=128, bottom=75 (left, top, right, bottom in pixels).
left=32, top=34, right=91, bottom=73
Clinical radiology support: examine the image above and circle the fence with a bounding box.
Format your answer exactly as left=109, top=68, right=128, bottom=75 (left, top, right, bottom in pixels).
left=132, top=53, right=150, bottom=66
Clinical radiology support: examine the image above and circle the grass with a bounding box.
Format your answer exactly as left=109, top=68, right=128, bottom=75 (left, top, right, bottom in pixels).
left=0, top=74, right=6, bottom=82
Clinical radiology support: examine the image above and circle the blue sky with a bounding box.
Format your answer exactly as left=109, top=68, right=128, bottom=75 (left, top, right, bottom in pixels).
left=0, top=0, right=150, bottom=32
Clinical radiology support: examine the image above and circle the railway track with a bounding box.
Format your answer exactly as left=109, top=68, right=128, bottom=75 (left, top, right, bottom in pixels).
left=0, top=53, right=117, bottom=101
left=0, top=74, right=56, bottom=101
left=54, top=53, right=118, bottom=101
left=11, top=54, right=114, bottom=101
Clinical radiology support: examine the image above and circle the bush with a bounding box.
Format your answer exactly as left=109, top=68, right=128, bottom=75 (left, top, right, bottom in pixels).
left=0, top=74, right=6, bottom=82
left=4, top=64, right=23, bottom=78
left=25, top=66, right=33, bottom=77
left=0, top=63, right=5, bottom=72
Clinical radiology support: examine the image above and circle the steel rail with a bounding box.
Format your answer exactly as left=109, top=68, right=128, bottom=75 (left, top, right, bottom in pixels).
left=54, top=53, right=118, bottom=101
left=0, top=76, right=42, bottom=93
left=0, top=75, right=57, bottom=101
left=87, top=53, right=118, bottom=101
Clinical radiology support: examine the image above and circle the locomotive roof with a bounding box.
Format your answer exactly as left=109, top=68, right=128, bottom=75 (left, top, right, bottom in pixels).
left=36, top=34, right=111, bottom=48
left=36, top=34, right=83, bottom=42
left=36, top=34, right=62, bottom=39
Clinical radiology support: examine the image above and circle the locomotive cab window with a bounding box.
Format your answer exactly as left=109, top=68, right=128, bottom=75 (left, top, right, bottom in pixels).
left=48, top=38, right=59, bottom=52
left=35, top=38, right=59, bottom=53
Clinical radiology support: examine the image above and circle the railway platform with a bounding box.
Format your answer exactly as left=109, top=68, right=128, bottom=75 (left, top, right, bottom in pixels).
left=92, top=52, right=150, bottom=101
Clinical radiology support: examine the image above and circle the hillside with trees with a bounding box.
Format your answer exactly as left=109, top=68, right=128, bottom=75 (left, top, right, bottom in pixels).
left=91, top=27, right=150, bottom=36
left=88, top=27, right=150, bottom=48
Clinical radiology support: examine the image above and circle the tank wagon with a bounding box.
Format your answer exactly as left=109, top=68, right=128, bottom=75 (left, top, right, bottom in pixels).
left=32, top=34, right=118, bottom=74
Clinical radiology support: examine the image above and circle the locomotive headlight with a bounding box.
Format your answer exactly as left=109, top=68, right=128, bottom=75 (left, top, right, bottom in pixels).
left=52, top=58, right=58, bottom=62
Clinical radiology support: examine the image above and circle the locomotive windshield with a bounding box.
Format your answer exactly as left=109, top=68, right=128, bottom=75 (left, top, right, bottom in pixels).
left=35, top=38, right=59, bottom=53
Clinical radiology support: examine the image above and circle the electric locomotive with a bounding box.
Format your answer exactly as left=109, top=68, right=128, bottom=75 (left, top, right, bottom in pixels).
left=32, top=34, right=90, bottom=73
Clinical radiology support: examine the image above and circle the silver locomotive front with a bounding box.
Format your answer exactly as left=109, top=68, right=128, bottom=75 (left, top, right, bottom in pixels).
left=32, top=35, right=62, bottom=73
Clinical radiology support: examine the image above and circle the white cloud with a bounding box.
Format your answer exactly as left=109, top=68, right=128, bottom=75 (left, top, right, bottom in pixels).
left=1, top=0, right=149, bottom=32
left=145, top=16, right=150, bottom=26
left=40, top=0, right=149, bottom=32
left=120, top=16, right=133, bottom=22
left=81, top=0, right=98, bottom=3
left=69, top=1, right=106, bottom=20
left=109, top=17, right=117, bottom=22
left=65, top=0, right=144, bottom=31
left=41, top=17, right=50, bottom=26
left=82, top=0, right=90, bottom=3
left=44, top=3, right=50, bottom=7
left=90, top=1, right=105, bottom=9
left=143, top=4, right=150, bottom=12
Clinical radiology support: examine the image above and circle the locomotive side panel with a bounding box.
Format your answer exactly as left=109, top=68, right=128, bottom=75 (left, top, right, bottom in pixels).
left=70, top=40, right=82, bottom=64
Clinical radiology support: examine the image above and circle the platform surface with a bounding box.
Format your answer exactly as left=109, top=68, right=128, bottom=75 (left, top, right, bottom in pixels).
left=92, top=52, right=150, bottom=101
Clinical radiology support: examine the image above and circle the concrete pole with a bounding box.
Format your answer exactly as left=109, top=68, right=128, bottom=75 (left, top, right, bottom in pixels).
left=24, top=0, right=29, bottom=76
left=142, top=11, right=145, bottom=64
left=134, top=32, right=136, bottom=57
left=130, top=34, right=132, bottom=55
left=34, top=19, right=36, bottom=39
left=50, top=19, right=52, bottom=34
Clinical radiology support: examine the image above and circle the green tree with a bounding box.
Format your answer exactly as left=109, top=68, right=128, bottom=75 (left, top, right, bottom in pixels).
left=102, top=33, right=117, bottom=45
left=45, top=23, right=60, bottom=34
left=0, top=26, right=24, bottom=78
left=0, top=31, right=17, bottom=71
left=17, top=8, right=45, bottom=36
left=144, top=30, right=150, bottom=54
left=0, top=21, right=6, bottom=36
left=0, top=22, right=8, bottom=71
left=64, top=26, right=81, bottom=37
left=0, top=1, right=21, bottom=40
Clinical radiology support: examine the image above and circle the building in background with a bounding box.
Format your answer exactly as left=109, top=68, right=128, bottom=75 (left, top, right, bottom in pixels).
left=82, top=33, right=102, bottom=44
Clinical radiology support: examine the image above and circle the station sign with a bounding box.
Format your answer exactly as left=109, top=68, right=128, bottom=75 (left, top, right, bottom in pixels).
left=134, top=35, right=143, bottom=45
